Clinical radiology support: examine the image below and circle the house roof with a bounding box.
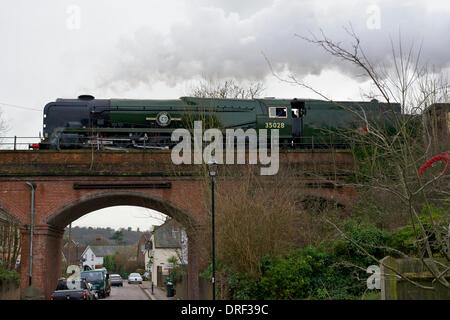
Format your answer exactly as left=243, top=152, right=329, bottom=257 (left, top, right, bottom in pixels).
left=85, top=245, right=124, bottom=257
left=63, top=239, right=80, bottom=247
left=139, top=232, right=152, bottom=243
left=62, top=243, right=87, bottom=263
left=153, top=219, right=182, bottom=249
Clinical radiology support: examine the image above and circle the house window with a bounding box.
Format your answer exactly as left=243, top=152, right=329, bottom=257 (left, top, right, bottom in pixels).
left=269, top=107, right=287, bottom=118
left=91, top=254, right=94, bottom=261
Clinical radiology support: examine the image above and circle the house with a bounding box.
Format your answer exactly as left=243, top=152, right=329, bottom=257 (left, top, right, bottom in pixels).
left=146, top=219, right=188, bottom=286
left=81, top=245, right=123, bottom=270
left=137, top=232, right=152, bottom=271
left=61, top=239, right=86, bottom=266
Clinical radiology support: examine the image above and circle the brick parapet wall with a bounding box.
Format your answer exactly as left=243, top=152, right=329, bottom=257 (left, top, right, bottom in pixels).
left=0, top=150, right=354, bottom=176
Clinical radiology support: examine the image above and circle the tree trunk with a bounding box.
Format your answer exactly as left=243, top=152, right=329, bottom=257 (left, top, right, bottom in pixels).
left=12, top=225, right=20, bottom=270
left=6, top=224, right=13, bottom=269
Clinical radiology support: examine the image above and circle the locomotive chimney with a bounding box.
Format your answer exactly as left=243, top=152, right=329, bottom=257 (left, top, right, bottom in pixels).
left=78, top=95, right=95, bottom=101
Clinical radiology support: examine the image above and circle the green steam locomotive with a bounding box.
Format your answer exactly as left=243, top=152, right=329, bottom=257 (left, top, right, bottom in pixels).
left=37, top=95, right=400, bottom=149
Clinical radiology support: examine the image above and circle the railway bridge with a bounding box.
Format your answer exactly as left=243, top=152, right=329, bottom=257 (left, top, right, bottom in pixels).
left=0, top=150, right=355, bottom=299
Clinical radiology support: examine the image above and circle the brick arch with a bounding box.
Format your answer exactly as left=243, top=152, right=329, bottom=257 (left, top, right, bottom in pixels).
left=7, top=179, right=207, bottom=300
left=45, top=190, right=198, bottom=232
left=38, top=190, right=203, bottom=299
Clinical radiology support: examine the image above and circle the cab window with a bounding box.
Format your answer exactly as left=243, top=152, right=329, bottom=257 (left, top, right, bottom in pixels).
left=269, top=107, right=287, bottom=118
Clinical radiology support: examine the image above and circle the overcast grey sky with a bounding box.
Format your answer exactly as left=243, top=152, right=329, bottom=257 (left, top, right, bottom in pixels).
left=0, top=0, right=448, bottom=229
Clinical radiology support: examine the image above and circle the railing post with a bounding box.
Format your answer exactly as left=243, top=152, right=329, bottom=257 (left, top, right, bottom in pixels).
left=14, top=136, right=17, bottom=150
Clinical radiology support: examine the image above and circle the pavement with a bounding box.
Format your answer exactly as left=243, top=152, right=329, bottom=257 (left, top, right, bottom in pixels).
left=139, top=281, right=175, bottom=300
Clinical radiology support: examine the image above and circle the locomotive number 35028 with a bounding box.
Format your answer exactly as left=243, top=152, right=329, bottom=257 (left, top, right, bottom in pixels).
left=265, top=122, right=285, bottom=129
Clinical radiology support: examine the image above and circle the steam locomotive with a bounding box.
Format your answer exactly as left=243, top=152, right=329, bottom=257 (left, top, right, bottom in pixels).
left=35, top=95, right=402, bottom=150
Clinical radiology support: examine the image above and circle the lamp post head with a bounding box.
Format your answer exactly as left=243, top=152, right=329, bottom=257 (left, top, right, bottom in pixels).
left=207, top=156, right=218, bottom=177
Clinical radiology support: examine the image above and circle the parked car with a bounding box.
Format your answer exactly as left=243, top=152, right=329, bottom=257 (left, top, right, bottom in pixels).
left=128, top=273, right=143, bottom=284
left=110, top=274, right=123, bottom=287
left=81, top=269, right=111, bottom=298
left=50, top=278, right=96, bottom=300
left=142, top=272, right=150, bottom=281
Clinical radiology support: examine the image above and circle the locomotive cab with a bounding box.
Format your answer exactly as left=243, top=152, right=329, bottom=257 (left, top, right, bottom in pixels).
left=290, top=98, right=306, bottom=138
left=256, top=99, right=295, bottom=147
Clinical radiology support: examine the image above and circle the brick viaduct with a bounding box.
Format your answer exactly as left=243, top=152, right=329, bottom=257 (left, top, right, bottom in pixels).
left=0, top=150, right=355, bottom=299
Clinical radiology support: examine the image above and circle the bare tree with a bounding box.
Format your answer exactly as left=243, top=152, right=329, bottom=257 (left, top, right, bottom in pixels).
left=0, top=213, right=21, bottom=271
left=113, top=246, right=139, bottom=274
left=266, top=27, right=449, bottom=290
left=0, top=108, right=8, bottom=133
left=0, top=108, right=9, bottom=147
left=188, top=78, right=265, bottom=99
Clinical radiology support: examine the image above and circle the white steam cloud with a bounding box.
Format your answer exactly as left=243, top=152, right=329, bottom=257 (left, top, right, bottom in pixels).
left=100, top=0, right=450, bottom=89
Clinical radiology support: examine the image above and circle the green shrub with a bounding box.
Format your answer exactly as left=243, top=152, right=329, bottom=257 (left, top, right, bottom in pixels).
left=215, top=202, right=445, bottom=300
left=390, top=204, right=449, bottom=257
left=226, top=272, right=258, bottom=300
left=332, top=220, right=393, bottom=267
left=224, top=221, right=392, bottom=300
left=0, top=267, right=20, bottom=288
left=102, top=254, right=117, bottom=273
left=328, top=220, right=392, bottom=298
left=167, top=256, right=186, bottom=285
left=256, top=246, right=332, bottom=299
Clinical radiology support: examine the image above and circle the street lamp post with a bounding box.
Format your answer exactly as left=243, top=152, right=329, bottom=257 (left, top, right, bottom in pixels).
left=207, top=156, right=217, bottom=300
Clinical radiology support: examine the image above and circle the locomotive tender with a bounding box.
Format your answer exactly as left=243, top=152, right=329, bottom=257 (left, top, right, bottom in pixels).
left=37, top=95, right=400, bottom=150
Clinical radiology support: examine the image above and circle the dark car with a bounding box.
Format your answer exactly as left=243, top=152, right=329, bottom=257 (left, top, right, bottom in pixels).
left=50, top=278, right=96, bottom=300
left=81, top=269, right=111, bottom=298
left=110, top=274, right=123, bottom=287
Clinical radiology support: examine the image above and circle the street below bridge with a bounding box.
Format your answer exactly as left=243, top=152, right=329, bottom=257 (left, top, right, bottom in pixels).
left=104, top=282, right=150, bottom=300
